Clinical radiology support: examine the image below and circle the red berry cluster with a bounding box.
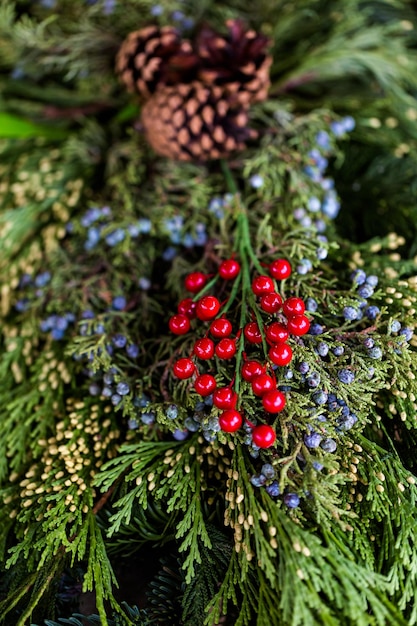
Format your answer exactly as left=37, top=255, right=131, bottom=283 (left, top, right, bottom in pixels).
left=169, top=258, right=310, bottom=449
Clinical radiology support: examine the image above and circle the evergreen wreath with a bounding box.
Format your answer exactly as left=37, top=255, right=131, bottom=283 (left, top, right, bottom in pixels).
left=1, top=1, right=417, bottom=625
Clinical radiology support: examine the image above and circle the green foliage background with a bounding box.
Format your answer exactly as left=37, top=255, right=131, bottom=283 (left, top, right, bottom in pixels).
left=1, top=1, right=417, bottom=625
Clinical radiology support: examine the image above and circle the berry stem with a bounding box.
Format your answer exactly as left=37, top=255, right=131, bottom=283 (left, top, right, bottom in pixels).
left=191, top=274, right=219, bottom=301
left=237, top=208, right=264, bottom=275
left=220, top=160, right=271, bottom=395
left=233, top=255, right=251, bottom=398
left=220, top=272, right=243, bottom=315
left=220, top=160, right=264, bottom=274
left=220, top=158, right=238, bottom=195
left=234, top=227, right=269, bottom=396
left=239, top=232, right=269, bottom=356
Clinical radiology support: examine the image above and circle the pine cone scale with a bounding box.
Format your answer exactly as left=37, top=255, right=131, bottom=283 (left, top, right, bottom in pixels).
left=189, top=115, right=203, bottom=135
left=145, top=37, right=163, bottom=55
left=177, top=128, right=190, bottom=146
left=202, top=105, right=215, bottom=126
left=141, top=57, right=161, bottom=83
left=213, top=126, right=226, bottom=143
left=172, top=109, right=186, bottom=127
left=133, top=53, right=146, bottom=69
left=216, top=101, right=228, bottom=116
left=169, top=94, right=183, bottom=109
left=186, top=98, right=199, bottom=117
left=161, top=107, right=173, bottom=122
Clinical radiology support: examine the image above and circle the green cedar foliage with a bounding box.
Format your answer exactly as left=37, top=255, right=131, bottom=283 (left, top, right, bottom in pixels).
left=38, top=602, right=149, bottom=625
left=1, top=1, right=417, bottom=625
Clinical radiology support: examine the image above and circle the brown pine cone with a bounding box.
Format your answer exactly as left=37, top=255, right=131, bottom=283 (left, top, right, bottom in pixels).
left=115, top=26, right=196, bottom=98
left=140, top=81, right=257, bottom=161
left=195, top=19, right=272, bottom=107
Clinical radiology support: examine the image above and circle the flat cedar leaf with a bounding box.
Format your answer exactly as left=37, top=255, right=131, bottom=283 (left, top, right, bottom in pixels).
left=0, top=112, right=67, bottom=139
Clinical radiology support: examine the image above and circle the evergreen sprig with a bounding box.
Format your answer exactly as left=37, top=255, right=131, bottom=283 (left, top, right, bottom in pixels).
left=36, top=601, right=148, bottom=626
left=1, top=1, right=417, bottom=624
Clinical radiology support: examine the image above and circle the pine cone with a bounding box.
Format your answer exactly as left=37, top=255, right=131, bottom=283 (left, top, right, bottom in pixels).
left=140, top=82, right=257, bottom=161
left=115, top=26, right=196, bottom=98
left=195, top=19, right=272, bottom=107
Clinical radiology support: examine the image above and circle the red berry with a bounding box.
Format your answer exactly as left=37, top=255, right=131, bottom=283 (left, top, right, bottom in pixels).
left=177, top=298, right=197, bottom=319
left=252, top=275, right=275, bottom=296
left=196, top=296, right=221, bottom=321
left=252, top=374, right=276, bottom=396
left=219, top=409, right=243, bottom=433
left=215, top=338, right=236, bottom=359
left=193, top=337, right=215, bottom=359
left=173, top=358, right=195, bottom=379
left=184, top=272, right=207, bottom=293
left=269, top=259, right=292, bottom=280
left=262, top=389, right=286, bottom=413
left=213, top=387, right=238, bottom=410
left=169, top=314, right=191, bottom=335
left=219, top=259, right=241, bottom=280
left=266, top=322, right=289, bottom=344
left=283, top=297, right=305, bottom=317
left=194, top=374, right=216, bottom=396
left=268, top=343, right=293, bottom=366
left=259, top=292, right=282, bottom=314
left=241, top=360, right=266, bottom=381
left=252, top=424, right=276, bottom=448
left=210, top=318, right=232, bottom=338
left=244, top=322, right=262, bottom=344
left=287, top=314, right=310, bottom=336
